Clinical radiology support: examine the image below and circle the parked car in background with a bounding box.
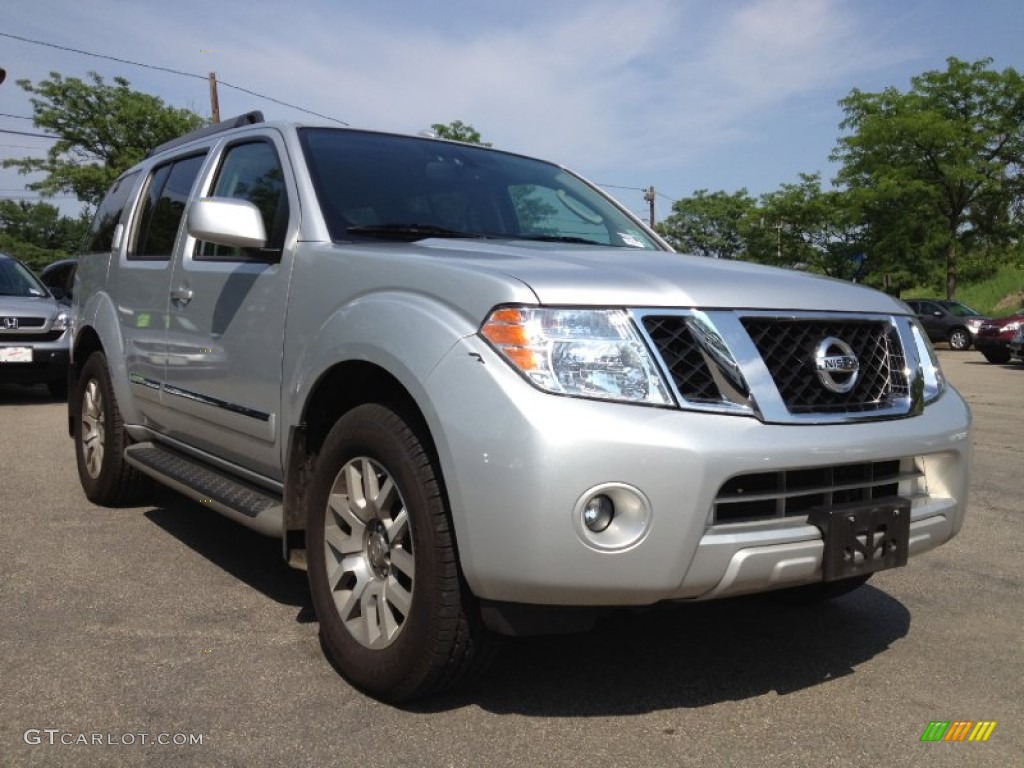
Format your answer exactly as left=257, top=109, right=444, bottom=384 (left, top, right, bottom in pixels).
left=0, top=252, right=71, bottom=398
left=38, top=258, right=78, bottom=306
left=975, top=310, right=1024, bottom=364
left=904, top=299, right=988, bottom=351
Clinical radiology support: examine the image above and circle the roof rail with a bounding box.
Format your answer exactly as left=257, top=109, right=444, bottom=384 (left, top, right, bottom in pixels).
left=146, top=111, right=265, bottom=157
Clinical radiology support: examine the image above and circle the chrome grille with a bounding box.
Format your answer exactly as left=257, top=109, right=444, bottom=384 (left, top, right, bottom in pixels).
left=740, top=318, right=908, bottom=413
left=641, top=316, right=719, bottom=401
left=0, top=317, right=46, bottom=328
left=713, top=458, right=926, bottom=524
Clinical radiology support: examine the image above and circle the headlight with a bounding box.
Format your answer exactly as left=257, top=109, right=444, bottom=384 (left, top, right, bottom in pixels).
left=480, top=306, right=673, bottom=405
left=1001, top=321, right=1021, bottom=333
left=52, top=311, right=70, bottom=332
left=909, top=320, right=945, bottom=404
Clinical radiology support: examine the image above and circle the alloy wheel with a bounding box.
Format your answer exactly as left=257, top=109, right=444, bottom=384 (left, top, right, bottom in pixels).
left=322, top=456, right=415, bottom=649
left=80, top=378, right=106, bottom=479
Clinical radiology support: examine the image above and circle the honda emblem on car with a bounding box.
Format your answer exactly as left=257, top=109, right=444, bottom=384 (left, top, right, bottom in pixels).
left=814, top=336, right=860, bottom=393
left=2, top=317, right=19, bottom=330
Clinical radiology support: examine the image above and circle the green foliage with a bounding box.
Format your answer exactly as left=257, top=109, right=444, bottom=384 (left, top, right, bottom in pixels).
left=756, top=174, right=866, bottom=279
left=0, top=200, right=89, bottom=270
left=656, top=189, right=758, bottom=260
left=430, top=120, right=492, bottom=146
left=833, top=57, right=1024, bottom=299
left=3, top=71, right=206, bottom=207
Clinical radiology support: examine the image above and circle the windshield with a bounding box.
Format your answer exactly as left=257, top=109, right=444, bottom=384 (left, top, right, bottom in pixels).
left=0, top=257, right=50, bottom=298
left=298, top=129, right=661, bottom=250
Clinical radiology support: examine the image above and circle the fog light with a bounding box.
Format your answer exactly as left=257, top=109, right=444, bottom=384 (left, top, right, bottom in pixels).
left=582, top=495, right=614, bottom=532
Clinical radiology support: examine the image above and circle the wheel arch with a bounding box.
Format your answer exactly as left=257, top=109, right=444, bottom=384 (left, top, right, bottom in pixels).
left=282, top=360, right=449, bottom=567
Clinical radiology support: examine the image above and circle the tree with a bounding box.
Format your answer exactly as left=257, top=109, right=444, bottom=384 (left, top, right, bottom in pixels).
left=833, top=57, right=1024, bottom=298
left=656, top=189, right=758, bottom=259
left=756, top=174, right=868, bottom=280
left=3, top=72, right=205, bottom=207
left=0, top=200, right=89, bottom=270
left=430, top=120, right=492, bottom=146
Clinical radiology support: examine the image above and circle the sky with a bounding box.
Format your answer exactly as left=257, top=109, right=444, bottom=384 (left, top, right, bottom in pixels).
left=2, top=0, right=1023, bottom=222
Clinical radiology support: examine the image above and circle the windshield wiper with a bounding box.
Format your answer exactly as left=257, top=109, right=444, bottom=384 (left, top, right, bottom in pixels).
left=346, top=223, right=484, bottom=241
left=511, top=234, right=606, bottom=246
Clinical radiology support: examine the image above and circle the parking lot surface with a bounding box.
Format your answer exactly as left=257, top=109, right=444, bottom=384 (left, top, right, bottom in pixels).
left=1, top=350, right=1020, bottom=767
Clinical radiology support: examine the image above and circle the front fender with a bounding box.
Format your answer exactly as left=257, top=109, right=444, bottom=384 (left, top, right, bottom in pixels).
left=283, top=290, right=482, bottom=430
left=73, top=288, right=138, bottom=424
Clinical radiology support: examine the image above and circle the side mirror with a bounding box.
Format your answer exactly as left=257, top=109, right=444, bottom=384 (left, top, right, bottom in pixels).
left=187, top=197, right=267, bottom=249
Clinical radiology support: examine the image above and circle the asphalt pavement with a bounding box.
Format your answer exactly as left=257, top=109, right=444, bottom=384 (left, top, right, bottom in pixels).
left=0, top=349, right=1020, bottom=767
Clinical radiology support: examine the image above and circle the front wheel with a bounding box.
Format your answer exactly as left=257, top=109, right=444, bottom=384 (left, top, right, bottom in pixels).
left=981, top=348, right=1010, bottom=364
left=947, top=327, right=971, bottom=351
left=306, top=403, right=494, bottom=702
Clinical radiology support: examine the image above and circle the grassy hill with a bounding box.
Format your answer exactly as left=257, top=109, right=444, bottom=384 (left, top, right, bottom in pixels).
left=903, top=261, right=1024, bottom=317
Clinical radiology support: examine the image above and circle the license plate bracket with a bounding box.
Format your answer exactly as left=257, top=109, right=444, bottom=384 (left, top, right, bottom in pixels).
left=808, top=497, right=911, bottom=582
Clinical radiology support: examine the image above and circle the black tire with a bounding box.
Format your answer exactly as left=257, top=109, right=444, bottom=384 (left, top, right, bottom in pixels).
left=74, top=351, right=150, bottom=505
left=771, top=574, right=872, bottom=605
left=947, top=327, right=971, bottom=351
left=306, top=403, right=494, bottom=702
left=981, top=348, right=1011, bottom=364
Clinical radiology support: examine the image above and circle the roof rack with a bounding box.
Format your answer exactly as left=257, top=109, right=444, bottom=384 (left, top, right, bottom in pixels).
left=146, top=111, right=265, bottom=157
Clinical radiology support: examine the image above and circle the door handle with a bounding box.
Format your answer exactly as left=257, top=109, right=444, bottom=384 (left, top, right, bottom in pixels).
left=170, top=287, right=193, bottom=306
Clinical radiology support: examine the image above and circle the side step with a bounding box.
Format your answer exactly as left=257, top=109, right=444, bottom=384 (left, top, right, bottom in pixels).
left=125, top=442, right=283, bottom=537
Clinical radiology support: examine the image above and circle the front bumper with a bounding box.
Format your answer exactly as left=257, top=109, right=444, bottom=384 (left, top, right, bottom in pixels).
left=425, top=336, right=971, bottom=606
left=0, top=345, right=69, bottom=385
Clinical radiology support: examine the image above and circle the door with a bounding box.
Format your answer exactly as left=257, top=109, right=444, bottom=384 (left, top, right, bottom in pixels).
left=160, top=135, right=296, bottom=479
left=117, top=154, right=207, bottom=429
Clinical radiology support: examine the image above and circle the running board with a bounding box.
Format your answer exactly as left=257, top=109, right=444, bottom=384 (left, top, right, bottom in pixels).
left=125, top=442, right=283, bottom=537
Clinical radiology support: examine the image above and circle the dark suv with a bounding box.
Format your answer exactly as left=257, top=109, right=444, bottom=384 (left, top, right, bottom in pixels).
left=904, top=299, right=987, bottom=351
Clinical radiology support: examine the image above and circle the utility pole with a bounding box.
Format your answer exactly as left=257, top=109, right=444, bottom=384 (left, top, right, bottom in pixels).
left=208, top=72, right=221, bottom=123
left=643, top=186, right=656, bottom=228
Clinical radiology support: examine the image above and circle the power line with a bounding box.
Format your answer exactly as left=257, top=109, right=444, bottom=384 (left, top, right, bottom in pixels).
left=0, top=31, right=349, bottom=125
left=0, top=112, right=34, bottom=120
left=0, top=128, right=59, bottom=140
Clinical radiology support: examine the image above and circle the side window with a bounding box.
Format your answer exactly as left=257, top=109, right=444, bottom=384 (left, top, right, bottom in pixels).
left=196, top=140, right=288, bottom=260
left=86, top=171, right=140, bottom=253
left=508, top=184, right=611, bottom=245
left=129, top=153, right=206, bottom=261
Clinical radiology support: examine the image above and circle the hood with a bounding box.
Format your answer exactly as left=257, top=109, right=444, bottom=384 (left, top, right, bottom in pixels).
left=413, top=239, right=908, bottom=315
left=0, top=294, right=60, bottom=318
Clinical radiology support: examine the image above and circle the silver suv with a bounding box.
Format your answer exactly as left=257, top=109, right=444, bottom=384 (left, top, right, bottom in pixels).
left=70, top=113, right=971, bottom=702
left=1, top=252, right=70, bottom=397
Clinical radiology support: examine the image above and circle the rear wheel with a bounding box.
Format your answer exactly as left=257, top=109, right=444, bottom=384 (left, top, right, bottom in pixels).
left=306, top=403, right=494, bottom=702
left=74, top=352, right=150, bottom=505
left=947, top=327, right=971, bottom=350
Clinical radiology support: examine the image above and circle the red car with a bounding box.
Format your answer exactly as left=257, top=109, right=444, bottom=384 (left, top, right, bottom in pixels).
left=975, top=310, right=1024, bottom=363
